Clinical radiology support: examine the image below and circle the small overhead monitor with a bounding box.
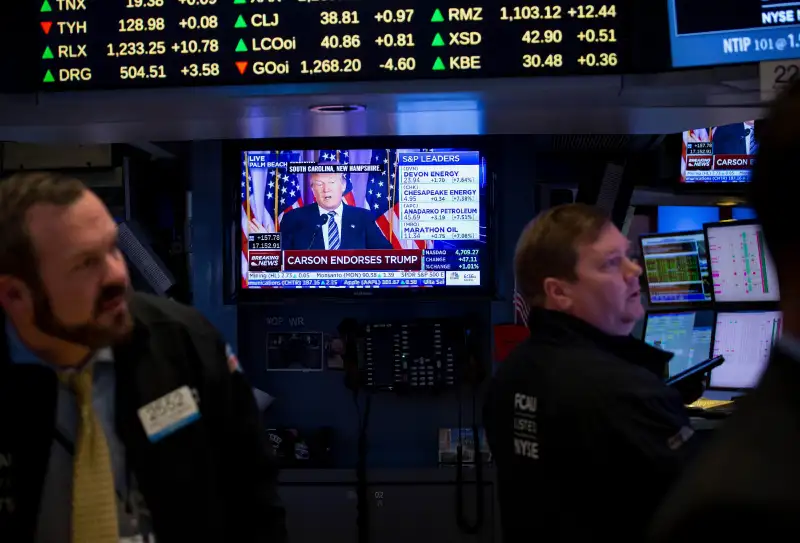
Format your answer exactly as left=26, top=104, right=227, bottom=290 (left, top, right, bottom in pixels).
left=643, top=310, right=714, bottom=379
left=711, top=310, right=783, bottom=389
left=705, top=221, right=780, bottom=303
left=680, top=122, right=757, bottom=184
left=640, top=231, right=712, bottom=305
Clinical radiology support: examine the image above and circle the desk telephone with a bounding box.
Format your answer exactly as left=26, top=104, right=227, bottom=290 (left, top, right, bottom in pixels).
left=340, top=318, right=477, bottom=393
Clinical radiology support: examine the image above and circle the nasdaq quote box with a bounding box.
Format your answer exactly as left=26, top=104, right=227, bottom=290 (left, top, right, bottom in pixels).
left=36, top=0, right=629, bottom=90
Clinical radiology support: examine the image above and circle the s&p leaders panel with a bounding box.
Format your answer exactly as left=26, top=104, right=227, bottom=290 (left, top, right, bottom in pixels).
left=669, top=0, right=800, bottom=67
left=37, top=0, right=628, bottom=90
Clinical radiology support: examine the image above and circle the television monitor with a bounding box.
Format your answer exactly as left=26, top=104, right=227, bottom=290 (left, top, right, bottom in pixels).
left=640, top=231, right=712, bottom=304
left=643, top=310, right=714, bottom=379
left=680, top=121, right=757, bottom=184
left=239, top=148, right=489, bottom=292
left=732, top=207, right=757, bottom=221
left=657, top=206, right=720, bottom=234
left=711, top=310, right=783, bottom=389
left=705, top=221, right=780, bottom=303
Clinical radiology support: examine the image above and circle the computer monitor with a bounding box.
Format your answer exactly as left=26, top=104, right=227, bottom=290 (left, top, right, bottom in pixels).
left=640, top=231, right=712, bottom=304
left=643, top=310, right=714, bottom=379
left=711, top=310, right=783, bottom=389
left=705, top=221, right=780, bottom=303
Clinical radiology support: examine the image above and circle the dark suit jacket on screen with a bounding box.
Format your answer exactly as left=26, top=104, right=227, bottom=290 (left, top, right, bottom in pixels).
left=279, top=203, right=392, bottom=250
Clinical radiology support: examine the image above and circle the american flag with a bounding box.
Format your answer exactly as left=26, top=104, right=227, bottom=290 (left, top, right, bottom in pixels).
left=513, top=282, right=530, bottom=327
left=365, top=149, right=430, bottom=250
left=241, top=155, right=257, bottom=288
left=264, top=151, right=304, bottom=229
left=318, top=149, right=356, bottom=206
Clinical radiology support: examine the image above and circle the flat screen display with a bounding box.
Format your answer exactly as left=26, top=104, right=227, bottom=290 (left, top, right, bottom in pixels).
left=706, top=222, right=780, bottom=303
left=681, top=122, right=757, bottom=184
left=641, top=231, right=712, bottom=304
left=711, top=310, right=782, bottom=389
left=668, top=0, right=800, bottom=68
left=643, top=310, right=714, bottom=379
left=240, top=148, right=488, bottom=290
left=35, top=1, right=629, bottom=91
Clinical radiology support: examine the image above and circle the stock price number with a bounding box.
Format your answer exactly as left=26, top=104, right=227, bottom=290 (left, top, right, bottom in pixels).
left=106, top=41, right=166, bottom=57
left=119, top=65, right=167, bottom=79
left=375, top=33, right=415, bottom=47
left=126, top=0, right=164, bottom=7
left=118, top=17, right=166, bottom=32
left=179, top=15, right=219, bottom=29
left=177, top=0, right=218, bottom=5
left=374, top=9, right=414, bottom=23
left=522, top=29, right=562, bottom=44
left=578, top=52, right=617, bottom=67
left=455, top=249, right=479, bottom=256
left=320, top=11, right=360, bottom=25
left=380, top=56, right=416, bottom=71
left=522, top=53, right=563, bottom=68
left=321, top=35, right=361, bottom=49
left=181, top=62, right=220, bottom=77
left=567, top=5, right=617, bottom=18
left=500, top=6, right=562, bottom=21
left=578, top=29, right=616, bottom=42
left=300, top=58, right=362, bottom=74
left=458, top=262, right=479, bottom=270
left=172, top=39, right=220, bottom=54
left=458, top=256, right=478, bottom=263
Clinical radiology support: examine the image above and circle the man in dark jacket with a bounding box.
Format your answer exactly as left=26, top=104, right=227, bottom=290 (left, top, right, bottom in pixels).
left=0, top=172, right=286, bottom=543
left=485, top=204, right=699, bottom=543
left=648, top=82, right=800, bottom=543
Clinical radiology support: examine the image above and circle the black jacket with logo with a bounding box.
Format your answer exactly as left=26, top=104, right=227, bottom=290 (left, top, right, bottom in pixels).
left=484, top=309, right=692, bottom=543
left=0, top=293, right=286, bottom=543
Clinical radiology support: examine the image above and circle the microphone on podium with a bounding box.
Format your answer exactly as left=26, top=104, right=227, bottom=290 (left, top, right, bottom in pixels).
left=307, top=213, right=330, bottom=250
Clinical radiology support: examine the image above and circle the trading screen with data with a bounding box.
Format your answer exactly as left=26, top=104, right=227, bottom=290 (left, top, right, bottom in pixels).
left=706, top=222, right=780, bottom=303
left=668, top=0, right=800, bottom=67
left=711, top=310, right=782, bottom=389
left=643, top=310, right=714, bottom=379
left=36, top=0, right=628, bottom=89
left=641, top=231, right=712, bottom=304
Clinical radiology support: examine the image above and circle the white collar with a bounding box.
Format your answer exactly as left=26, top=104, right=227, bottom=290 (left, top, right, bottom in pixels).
left=318, top=202, right=344, bottom=216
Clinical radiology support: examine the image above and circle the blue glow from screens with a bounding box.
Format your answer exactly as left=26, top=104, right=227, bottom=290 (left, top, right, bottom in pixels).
left=644, top=310, right=714, bottom=378
left=681, top=122, right=756, bottom=184
left=732, top=207, right=757, bottom=220
left=658, top=206, right=720, bottom=233
left=240, top=149, right=488, bottom=290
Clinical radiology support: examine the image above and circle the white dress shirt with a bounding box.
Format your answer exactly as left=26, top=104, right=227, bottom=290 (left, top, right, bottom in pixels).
left=319, top=202, right=344, bottom=250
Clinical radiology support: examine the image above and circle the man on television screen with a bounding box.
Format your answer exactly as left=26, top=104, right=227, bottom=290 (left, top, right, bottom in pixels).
left=279, top=171, right=392, bottom=250
left=712, top=122, right=757, bottom=155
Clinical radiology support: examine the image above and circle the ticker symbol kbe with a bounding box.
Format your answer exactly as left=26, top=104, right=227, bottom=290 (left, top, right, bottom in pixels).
left=40, top=0, right=52, bottom=12
left=40, top=21, right=53, bottom=35
left=235, top=38, right=248, bottom=52
left=42, top=46, right=54, bottom=60
left=234, top=15, right=247, bottom=28
left=432, top=33, right=445, bottom=46
left=235, top=61, right=248, bottom=75
left=432, top=57, right=446, bottom=70
left=43, top=70, right=55, bottom=83
left=431, top=9, right=444, bottom=22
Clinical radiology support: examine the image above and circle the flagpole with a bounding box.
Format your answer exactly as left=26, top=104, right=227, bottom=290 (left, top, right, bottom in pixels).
left=244, top=153, right=252, bottom=229
left=387, top=148, right=395, bottom=245
left=273, top=150, right=280, bottom=231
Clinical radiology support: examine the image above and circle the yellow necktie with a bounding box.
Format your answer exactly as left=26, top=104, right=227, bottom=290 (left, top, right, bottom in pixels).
left=66, top=365, right=119, bottom=543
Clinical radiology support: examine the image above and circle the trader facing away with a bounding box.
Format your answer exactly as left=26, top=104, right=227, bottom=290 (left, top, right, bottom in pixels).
left=279, top=171, right=392, bottom=250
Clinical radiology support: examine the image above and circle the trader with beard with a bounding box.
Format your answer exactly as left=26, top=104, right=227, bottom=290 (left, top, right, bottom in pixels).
left=0, top=172, right=286, bottom=543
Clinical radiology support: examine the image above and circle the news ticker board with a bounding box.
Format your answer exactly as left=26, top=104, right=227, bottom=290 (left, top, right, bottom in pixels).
left=684, top=142, right=755, bottom=183
left=37, top=0, right=627, bottom=90
left=669, top=0, right=800, bottom=67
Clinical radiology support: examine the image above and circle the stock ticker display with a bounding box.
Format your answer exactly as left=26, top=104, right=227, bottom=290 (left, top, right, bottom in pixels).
left=37, top=0, right=628, bottom=89
left=669, top=0, right=800, bottom=67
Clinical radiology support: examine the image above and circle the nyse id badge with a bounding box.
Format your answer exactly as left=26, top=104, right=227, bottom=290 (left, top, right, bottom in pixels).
left=137, top=386, right=200, bottom=443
